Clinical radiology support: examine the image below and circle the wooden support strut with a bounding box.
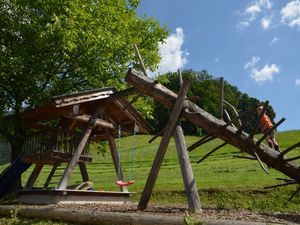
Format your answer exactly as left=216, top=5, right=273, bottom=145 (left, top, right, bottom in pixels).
left=197, top=142, right=227, bottom=164
left=187, top=135, right=216, bottom=152
left=279, top=141, right=300, bottom=159
left=138, top=79, right=191, bottom=211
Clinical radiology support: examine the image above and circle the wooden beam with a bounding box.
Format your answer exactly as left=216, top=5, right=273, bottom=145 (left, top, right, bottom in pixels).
left=24, top=164, right=44, bottom=190
left=64, top=115, right=115, bottom=131
left=57, top=107, right=103, bottom=190
left=174, top=125, right=202, bottom=213
left=264, top=180, right=297, bottom=189
left=148, top=128, right=164, bottom=143
left=79, top=162, right=89, bottom=182
left=188, top=135, right=216, bottom=152
left=138, top=79, right=190, bottom=210
left=43, top=164, right=58, bottom=189
left=279, top=141, right=300, bottom=158
left=106, top=131, right=128, bottom=193
left=219, top=77, right=224, bottom=120
left=197, top=143, right=227, bottom=164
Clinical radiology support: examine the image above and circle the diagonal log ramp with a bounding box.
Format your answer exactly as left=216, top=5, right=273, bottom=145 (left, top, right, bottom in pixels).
left=126, top=69, right=300, bottom=183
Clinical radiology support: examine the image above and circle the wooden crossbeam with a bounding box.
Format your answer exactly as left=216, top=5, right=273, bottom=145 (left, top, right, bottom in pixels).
left=256, top=118, right=286, bottom=145
left=233, top=154, right=256, bottom=160
left=250, top=148, right=269, bottom=174
left=197, top=142, right=227, bottom=164
left=187, top=135, right=215, bottom=152
left=138, top=79, right=190, bottom=211
left=264, top=180, right=297, bottom=189
left=284, top=155, right=300, bottom=162
left=148, top=128, right=164, bottom=143
left=288, top=186, right=300, bottom=202
left=279, top=141, right=300, bottom=158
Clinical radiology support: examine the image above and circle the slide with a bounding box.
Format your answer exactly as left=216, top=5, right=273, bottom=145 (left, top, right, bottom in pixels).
left=0, top=156, right=31, bottom=198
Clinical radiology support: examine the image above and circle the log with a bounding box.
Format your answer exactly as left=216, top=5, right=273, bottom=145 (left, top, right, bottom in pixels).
left=126, top=69, right=300, bottom=183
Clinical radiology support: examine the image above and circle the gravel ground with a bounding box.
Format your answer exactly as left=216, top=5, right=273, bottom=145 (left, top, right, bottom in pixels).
left=31, top=203, right=300, bottom=224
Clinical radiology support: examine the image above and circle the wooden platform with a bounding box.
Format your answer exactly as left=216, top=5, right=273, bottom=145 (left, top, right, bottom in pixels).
left=18, top=189, right=132, bottom=205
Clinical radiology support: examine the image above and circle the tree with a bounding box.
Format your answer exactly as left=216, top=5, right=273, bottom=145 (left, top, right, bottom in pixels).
left=0, top=0, right=168, bottom=163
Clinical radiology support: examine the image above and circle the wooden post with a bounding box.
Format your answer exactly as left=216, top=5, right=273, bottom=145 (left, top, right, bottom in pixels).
left=57, top=107, right=103, bottom=190
left=79, top=162, right=89, bottom=182
left=173, top=69, right=201, bottom=213
left=138, top=80, right=190, bottom=210
left=106, top=131, right=128, bottom=192
left=188, top=135, right=216, bottom=152
left=24, top=163, right=44, bottom=190
left=220, top=77, right=224, bottom=120
left=173, top=125, right=202, bottom=212
left=43, top=164, right=58, bottom=189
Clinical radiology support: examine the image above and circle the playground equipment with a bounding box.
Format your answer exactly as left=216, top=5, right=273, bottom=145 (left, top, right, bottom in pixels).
left=125, top=68, right=300, bottom=212
left=0, top=87, right=152, bottom=204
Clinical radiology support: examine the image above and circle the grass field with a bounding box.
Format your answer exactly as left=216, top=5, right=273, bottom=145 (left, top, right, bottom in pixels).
left=1, top=130, right=300, bottom=213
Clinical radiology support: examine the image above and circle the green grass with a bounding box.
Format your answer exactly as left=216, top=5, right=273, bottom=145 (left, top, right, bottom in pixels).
left=1, top=130, right=300, bottom=213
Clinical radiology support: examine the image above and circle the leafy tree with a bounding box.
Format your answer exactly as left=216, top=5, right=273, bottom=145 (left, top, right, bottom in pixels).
left=0, top=0, right=168, bottom=164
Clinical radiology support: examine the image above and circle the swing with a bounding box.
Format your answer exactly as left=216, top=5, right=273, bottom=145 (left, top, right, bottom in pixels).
left=116, top=122, right=136, bottom=187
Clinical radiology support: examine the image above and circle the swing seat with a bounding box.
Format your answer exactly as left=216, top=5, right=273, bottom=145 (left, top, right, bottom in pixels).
left=116, top=180, right=135, bottom=187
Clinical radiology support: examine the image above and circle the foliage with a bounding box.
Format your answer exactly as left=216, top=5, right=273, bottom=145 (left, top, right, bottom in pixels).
left=0, top=0, right=168, bottom=159
left=149, top=69, right=276, bottom=134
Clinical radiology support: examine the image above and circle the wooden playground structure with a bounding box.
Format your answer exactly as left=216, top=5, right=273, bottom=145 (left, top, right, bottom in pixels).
left=1, top=45, right=299, bottom=213
left=17, top=87, right=153, bottom=204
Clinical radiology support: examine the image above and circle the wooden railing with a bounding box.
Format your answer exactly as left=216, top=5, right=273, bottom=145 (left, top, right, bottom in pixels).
left=22, top=131, right=90, bottom=157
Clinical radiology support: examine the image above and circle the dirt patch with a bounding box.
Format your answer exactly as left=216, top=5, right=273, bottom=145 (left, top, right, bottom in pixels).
left=27, top=203, right=300, bottom=224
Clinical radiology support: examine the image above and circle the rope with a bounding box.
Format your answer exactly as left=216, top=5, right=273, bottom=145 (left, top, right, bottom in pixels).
left=130, top=122, right=136, bottom=180
left=117, top=124, right=121, bottom=180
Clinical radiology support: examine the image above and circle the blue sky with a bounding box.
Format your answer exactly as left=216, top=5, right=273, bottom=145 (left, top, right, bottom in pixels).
left=138, top=0, right=300, bottom=131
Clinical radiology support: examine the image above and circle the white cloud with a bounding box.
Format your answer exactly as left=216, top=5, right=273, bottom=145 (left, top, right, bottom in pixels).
left=270, top=36, right=279, bottom=44
left=296, top=79, right=300, bottom=86
left=244, top=56, right=260, bottom=69
left=237, top=0, right=273, bottom=31
left=261, top=17, right=271, bottom=29
left=281, top=0, right=300, bottom=28
left=250, top=64, right=280, bottom=82
left=156, top=27, right=188, bottom=75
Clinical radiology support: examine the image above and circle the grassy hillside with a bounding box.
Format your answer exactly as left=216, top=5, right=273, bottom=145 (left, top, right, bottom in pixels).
left=1, top=130, right=300, bottom=212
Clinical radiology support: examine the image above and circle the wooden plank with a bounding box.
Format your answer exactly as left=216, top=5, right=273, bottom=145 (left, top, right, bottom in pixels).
left=79, top=162, right=89, bottom=182
left=43, top=164, right=58, bottom=189
left=64, top=114, right=115, bottom=130
left=24, top=164, right=44, bottom=190
left=219, top=77, right=224, bottom=120
left=138, top=80, right=190, bottom=210
left=279, top=141, right=300, bottom=158
left=173, top=125, right=202, bottom=213
left=197, top=143, right=227, bottom=164
left=187, top=135, right=215, bottom=152
left=57, top=107, right=103, bottom=190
